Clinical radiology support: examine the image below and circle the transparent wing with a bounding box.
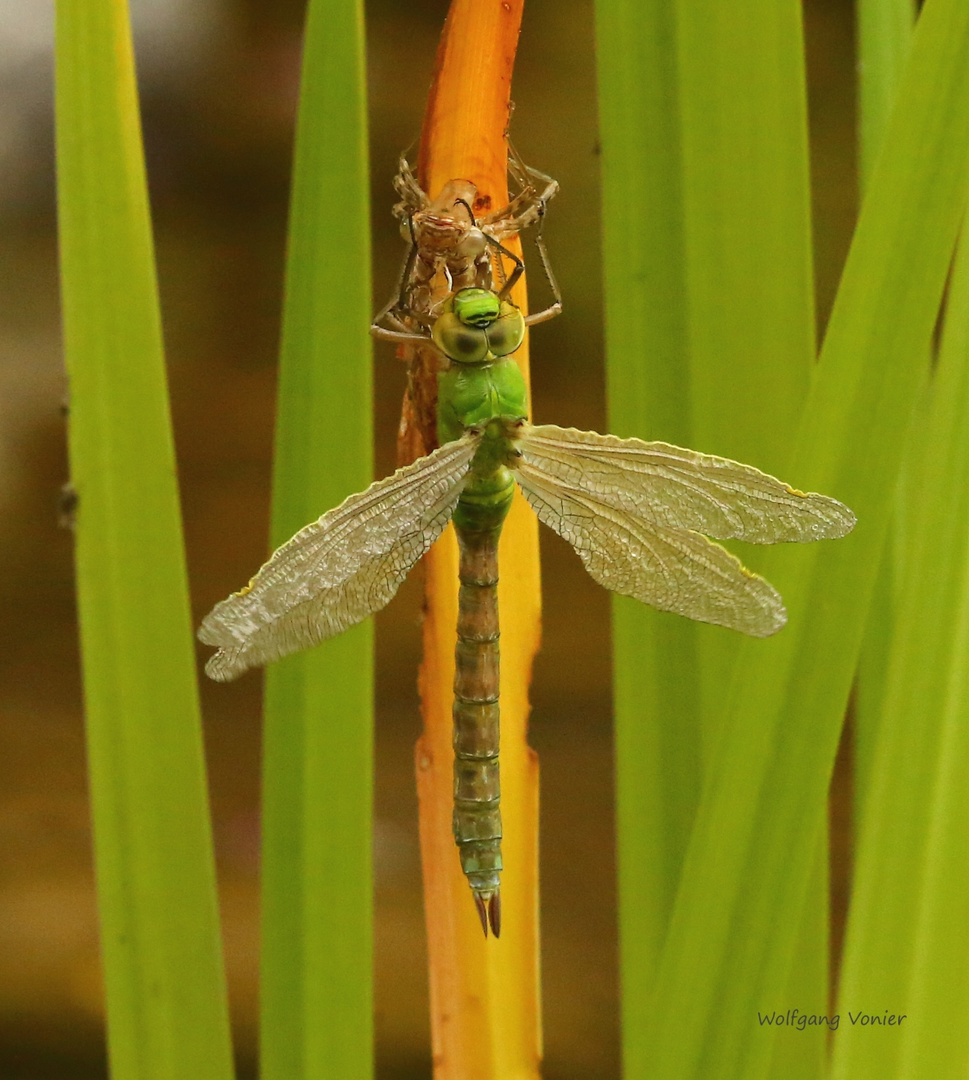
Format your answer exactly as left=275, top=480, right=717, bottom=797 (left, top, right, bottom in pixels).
left=519, top=425, right=856, bottom=543
left=199, top=435, right=479, bottom=681
left=514, top=459, right=787, bottom=636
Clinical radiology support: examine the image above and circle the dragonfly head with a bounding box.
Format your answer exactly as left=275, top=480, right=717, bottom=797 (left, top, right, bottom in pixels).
left=432, top=288, right=525, bottom=365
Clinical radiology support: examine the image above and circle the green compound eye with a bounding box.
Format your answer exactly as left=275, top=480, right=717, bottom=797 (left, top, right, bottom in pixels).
left=433, top=311, right=490, bottom=363
left=433, top=289, right=525, bottom=363
left=451, top=288, right=501, bottom=328
left=484, top=304, right=525, bottom=357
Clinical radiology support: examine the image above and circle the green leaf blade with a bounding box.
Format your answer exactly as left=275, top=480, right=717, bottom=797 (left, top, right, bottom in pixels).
left=641, top=1, right=969, bottom=1076
left=55, top=1, right=234, bottom=1077
left=832, top=166, right=969, bottom=1080
left=595, top=2, right=820, bottom=1077
left=258, top=1, right=374, bottom=1078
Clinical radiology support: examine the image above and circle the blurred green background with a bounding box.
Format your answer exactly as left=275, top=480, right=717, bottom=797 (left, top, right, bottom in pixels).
left=0, top=0, right=855, bottom=1076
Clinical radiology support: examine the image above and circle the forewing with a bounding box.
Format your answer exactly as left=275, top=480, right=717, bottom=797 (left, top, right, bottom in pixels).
left=520, top=425, right=855, bottom=543
left=199, top=435, right=479, bottom=681
left=514, top=460, right=787, bottom=637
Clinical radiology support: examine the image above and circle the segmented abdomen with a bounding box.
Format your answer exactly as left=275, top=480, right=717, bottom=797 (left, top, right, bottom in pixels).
left=452, top=525, right=503, bottom=936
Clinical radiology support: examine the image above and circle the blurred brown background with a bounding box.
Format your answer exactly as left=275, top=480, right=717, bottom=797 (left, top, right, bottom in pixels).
left=0, top=1, right=855, bottom=1077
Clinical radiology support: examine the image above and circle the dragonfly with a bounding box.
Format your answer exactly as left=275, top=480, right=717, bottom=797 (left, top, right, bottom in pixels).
left=199, top=287, right=856, bottom=937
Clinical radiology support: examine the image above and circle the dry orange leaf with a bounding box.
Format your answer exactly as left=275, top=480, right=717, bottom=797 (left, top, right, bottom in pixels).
left=400, top=2, right=544, bottom=1077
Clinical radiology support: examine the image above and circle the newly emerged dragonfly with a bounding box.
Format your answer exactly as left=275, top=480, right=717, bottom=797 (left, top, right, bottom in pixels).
left=199, top=288, right=855, bottom=937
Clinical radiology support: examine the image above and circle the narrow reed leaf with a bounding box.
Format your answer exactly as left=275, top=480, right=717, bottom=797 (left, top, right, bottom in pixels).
left=55, top=1, right=234, bottom=1077
left=595, top=2, right=821, bottom=1075
left=852, top=0, right=915, bottom=819
left=258, top=1, right=373, bottom=1077
left=670, top=11, right=826, bottom=1076
left=641, top=1, right=969, bottom=1078
left=831, top=188, right=969, bottom=1080
left=858, top=0, right=918, bottom=182
left=595, top=3, right=699, bottom=1026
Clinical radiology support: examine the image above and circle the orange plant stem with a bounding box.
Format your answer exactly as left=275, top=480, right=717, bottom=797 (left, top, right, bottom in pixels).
left=407, top=2, right=543, bottom=1078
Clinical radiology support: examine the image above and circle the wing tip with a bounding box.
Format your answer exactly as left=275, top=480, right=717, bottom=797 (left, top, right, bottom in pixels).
left=834, top=502, right=858, bottom=537
left=203, top=649, right=248, bottom=682
left=752, top=605, right=788, bottom=637
left=811, top=501, right=857, bottom=541
left=786, top=489, right=857, bottom=541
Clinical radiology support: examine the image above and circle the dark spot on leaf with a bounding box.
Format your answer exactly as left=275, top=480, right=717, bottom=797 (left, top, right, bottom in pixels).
left=58, top=483, right=78, bottom=531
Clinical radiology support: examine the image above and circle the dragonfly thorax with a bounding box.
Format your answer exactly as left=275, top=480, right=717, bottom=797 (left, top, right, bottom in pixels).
left=437, top=359, right=528, bottom=445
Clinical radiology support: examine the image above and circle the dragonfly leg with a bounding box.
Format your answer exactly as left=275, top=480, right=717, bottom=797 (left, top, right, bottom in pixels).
left=488, top=235, right=525, bottom=301
left=522, top=204, right=563, bottom=326
left=370, top=323, right=431, bottom=346
left=506, top=139, right=560, bottom=215
left=488, top=189, right=562, bottom=325
left=372, top=206, right=442, bottom=339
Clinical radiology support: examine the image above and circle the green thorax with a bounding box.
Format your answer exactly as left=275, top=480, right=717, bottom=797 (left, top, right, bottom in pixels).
left=437, top=358, right=527, bottom=444
left=434, top=289, right=529, bottom=534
